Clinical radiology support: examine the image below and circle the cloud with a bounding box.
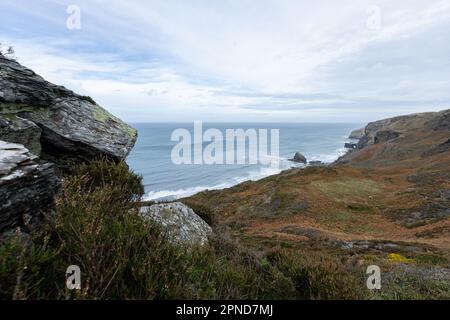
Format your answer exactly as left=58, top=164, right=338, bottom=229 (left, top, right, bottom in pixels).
left=1, top=0, right=450, bottom=122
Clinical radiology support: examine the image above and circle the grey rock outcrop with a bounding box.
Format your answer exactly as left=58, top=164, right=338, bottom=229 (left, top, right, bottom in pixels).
left=348, top=128, right=365, bottom=140
left=140, top=202, right=212, bottom=247
left=308, top=161, right=325, bottom=166
left=344, top=143, right=357, bottom=149
left=0, top=115, right=42, bottom=155
left=0, top=56, right=137, bottom=167
left=0, top=140, right=61, bottom=234
left=290, top=152, right=307, bottom=164
left=335, top=109, right=450, bottom=166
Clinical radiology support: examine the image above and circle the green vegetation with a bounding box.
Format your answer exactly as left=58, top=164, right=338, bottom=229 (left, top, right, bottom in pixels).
left=1, top=160, right=447, bottom=300
left=311, top=178, right=381, bottom=203
left=0, top=160, right=365, bottom=300
left=266, top=248, right=364, bottom=300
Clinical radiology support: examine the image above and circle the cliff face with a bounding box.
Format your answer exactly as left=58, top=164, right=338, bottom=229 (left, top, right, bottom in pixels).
left=0, top=56, right=137, bottom=167
left=0, top=56, right=137, bottom=235
left=0, top=141, right=61, bottom=234
left=337, top=109, right=450, bottom=168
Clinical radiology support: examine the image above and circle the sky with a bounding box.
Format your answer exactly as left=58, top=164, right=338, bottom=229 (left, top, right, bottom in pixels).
left=1, top=0, right=450, bottom=123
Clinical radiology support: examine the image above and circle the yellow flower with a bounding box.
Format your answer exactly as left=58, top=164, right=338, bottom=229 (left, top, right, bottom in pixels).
left=387, top=253, right=415, bottom=264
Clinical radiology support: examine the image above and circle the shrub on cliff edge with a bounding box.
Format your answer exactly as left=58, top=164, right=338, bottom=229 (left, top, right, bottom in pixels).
left=0, top=160, right=292, bottom=299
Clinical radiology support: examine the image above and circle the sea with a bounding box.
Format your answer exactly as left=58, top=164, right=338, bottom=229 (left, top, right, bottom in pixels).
left=127, top=123, right=362, bottom=201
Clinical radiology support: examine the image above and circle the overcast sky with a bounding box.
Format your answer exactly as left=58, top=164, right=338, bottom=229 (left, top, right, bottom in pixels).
left=1, top=0, right=450, bottom=123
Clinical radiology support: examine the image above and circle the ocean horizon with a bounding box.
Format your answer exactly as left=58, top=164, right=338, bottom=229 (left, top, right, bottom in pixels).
left=127, top=122, right=363, bottom=201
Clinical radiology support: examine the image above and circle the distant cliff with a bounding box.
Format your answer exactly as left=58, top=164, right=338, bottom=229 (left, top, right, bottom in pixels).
left=336, top=109, right=450, bottom=168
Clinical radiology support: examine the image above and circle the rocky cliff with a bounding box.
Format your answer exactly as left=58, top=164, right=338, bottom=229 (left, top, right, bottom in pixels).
left=336, top=109, right=450, bottom=167
left=0, top=141, right=61, bottom=234
left=0, top=55, right=137, bottom=167
left=0, top=56, right=137, bottom=235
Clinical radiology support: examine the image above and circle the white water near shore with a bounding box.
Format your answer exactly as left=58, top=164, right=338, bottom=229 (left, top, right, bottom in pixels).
left=127, top=123, right=360, bottom=202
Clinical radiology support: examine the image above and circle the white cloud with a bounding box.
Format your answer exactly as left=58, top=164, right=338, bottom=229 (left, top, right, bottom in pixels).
left=1, top=0, right=449, bottom=122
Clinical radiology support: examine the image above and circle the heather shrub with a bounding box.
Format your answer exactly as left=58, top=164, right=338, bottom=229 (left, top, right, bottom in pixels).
left=73, top=158, right=144, bottom=204
left=266, top=248, right=364, bottom=300
left=0, top=161, right=293, bottom=300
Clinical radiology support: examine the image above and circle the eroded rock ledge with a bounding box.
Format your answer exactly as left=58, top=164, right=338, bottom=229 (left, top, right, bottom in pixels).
left=0, top=55, right=137, bottom=167
left=0, top=140, right=61, bottom=233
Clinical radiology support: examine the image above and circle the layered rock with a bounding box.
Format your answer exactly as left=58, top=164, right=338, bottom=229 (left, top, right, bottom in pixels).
left=0, top=115, right=42, bottom=155
left=348, top=127, right=365, bottom=140
left=0, top=140, right=61, bottom=233
left=344, top=143, right=357, bottom=149
left=336, top=109, right=450, bottom=166
left=0, top=56, right=137, bottom=167
left=140, top=202, right=212, bottom=247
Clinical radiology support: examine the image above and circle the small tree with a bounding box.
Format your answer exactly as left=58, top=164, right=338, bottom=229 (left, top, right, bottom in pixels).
left=3, top=46, right=16, bottom=60
left=6, top=46, right=15, bottom=58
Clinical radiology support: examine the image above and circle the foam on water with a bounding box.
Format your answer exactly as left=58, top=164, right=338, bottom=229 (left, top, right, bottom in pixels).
left=128, top=123, right=362, bottom=202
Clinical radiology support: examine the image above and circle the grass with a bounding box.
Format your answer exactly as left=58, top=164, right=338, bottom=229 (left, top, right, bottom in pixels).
left=2, top=160, right=446, bottom=300
left=311, top=178, right=381, bottom=203
left=0, top=159, right=369, bottom=300
left=267, top=248, right=365, bottom=300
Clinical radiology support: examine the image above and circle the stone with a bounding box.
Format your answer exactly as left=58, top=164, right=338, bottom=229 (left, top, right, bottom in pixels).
left=290, top=152, right=307, bottom=164
left=140, top=202, right=212, bottom=247
left=0, top=115, right=42, bottom=155
left=308, top=161, right=325, bottom=166
left=0, top=140, right=61, bottom=234
left=0, top=56, right=137, bottom=168
left=344, top=143, right=357, bottom=149
left=348, top=128, right=365, bottom=140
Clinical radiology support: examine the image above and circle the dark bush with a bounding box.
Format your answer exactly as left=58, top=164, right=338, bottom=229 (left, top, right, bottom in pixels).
left=266, top=248, right=364, bottom=300
left=182, top=199, right=216, bottom=226
left=73, top=158, right=144, bottom=204
left=0, top=161, right=292, bottom=299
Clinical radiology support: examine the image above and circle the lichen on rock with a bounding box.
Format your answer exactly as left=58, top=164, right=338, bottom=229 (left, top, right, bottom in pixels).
left=0, top=55, right=137, bottom=167
left=0, top=115, right=42, bottom=156
left=140, top=202, right=212, bottom=247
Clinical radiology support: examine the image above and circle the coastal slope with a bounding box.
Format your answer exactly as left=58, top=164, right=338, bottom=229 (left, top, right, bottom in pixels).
left=185, top=109, right=450, bottom=296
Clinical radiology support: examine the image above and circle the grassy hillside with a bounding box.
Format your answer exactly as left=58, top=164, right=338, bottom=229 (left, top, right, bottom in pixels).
left=184, top=109, right=450, bottom=299
left=0, top=160, right=365, bottom=300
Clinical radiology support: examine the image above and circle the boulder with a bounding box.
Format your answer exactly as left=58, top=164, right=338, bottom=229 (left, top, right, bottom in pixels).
left=0, top=140, right=61, bottom=234
left=0, top=115, right=42, bottom=155
left=140, top=202, right=212, bottom=247
left=348, top=128, right=365, bottom=140
left=308, top=161, right=325, bottom=166
left=0, top=56, right=137, bottom=167
left=290, top=152, right=307, bottom=164
left=344, top=143, right=358, bottom=149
